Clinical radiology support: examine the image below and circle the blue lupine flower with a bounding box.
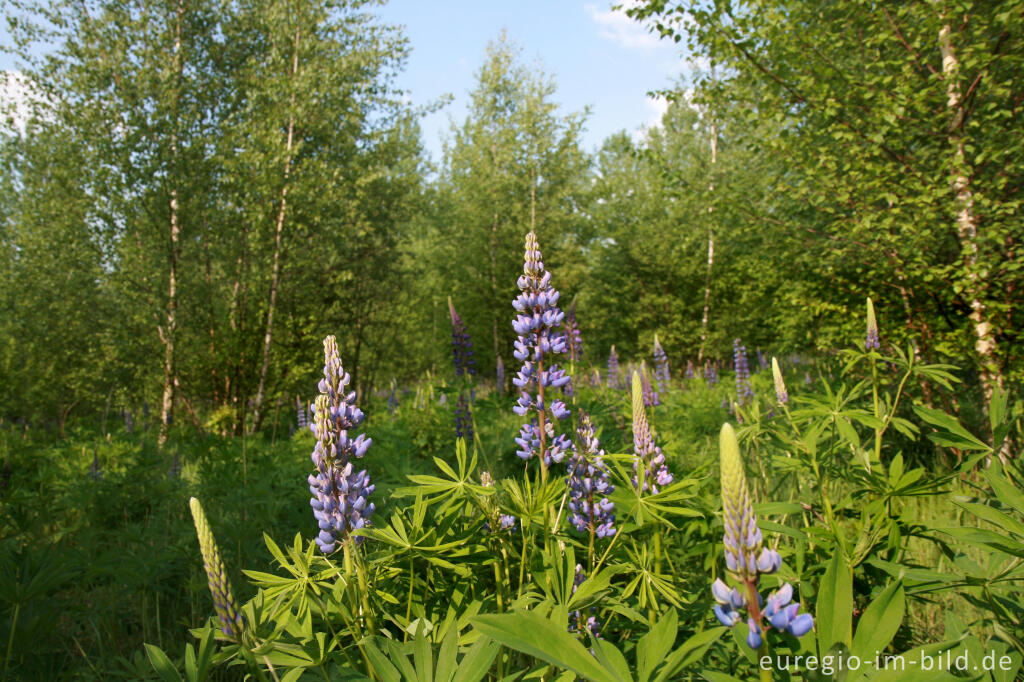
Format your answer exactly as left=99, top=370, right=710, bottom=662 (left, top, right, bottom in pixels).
left=455, top=392, right=473, bottom=442
left=89, top=451, right=102, bottom=481
left=496, top=355, right=505, bottom=393
left=512, top=231, right=572, bottom=468
left=631, top=372, right=673, bottom=494
left=567, top=411, right=615, bottom=538
left=714, top=423, right=813, bottom=649
left=653, top=335, right=670, bottom=394
left=641, top=361, right=659, bottom=407
left=449, top=298, right=476, bottom=377
left=685, top=359, right=695, bottom=380
left=308, top=336, right=375, bottom=554
left=704, top=361, right=718, bottom=387
left=297, top=397, right=309, bottom=429
left=733, top=339, right=754, bottom=407
left=607, top=346, right=620, bottom=389
left=564, top=300, right=583, bottom=363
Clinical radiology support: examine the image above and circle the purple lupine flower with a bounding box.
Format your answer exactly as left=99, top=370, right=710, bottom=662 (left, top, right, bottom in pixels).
left=455, top=392, right=473, bottom=442
left=653, top=335, right=670, bottom=394
left=704, top=361, right=718, bottom=387
left=771, top=358, right=788, bottom=405
left=590, top=369, right=601, bottom=387
left=189, top=497, right=246, bottom=642
left=607, top=346, right=620, bottom=389
left=169, top=451, right=181, bottom=479
left=297, top=397, right=309, bottom=429
left=89, top=451, right=102, bottom=481
left=308, top=336, right=375, bottom=553
left=714, top=424, right=813, bottom=649
left=569, top=564, right=601, bottom=637
left=631, top=372, right=673, bottom=494
left=387, top=381, right=398, bottom=415
left=564, top=300, right=583, bottom=362
left=640, top=361, right=660, bottom=407
left=756, top=348, right=768, bottom=371
left=511, top=231, right=573, bottom=469
left=449, top=298, right=476, bottom=377
left=496, top=355, right=505, bottom=394
left=567, top=410, right=616, bottom=539
left=685, top=359, right=695, bottom=380
left=733, top=339, right=754, bottom=407
left=865, top=297, right=880, bottom=351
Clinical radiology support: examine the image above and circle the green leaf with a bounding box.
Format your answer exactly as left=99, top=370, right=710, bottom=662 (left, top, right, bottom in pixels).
left=817, top=552, right=852, bottom=653
left=472, top=612, right=618, bottom=682
left=144, top=644, right=184, bottom=682
left=451, top=637, right=500, bottom=682
left=851, top=582, right=904, bottom=661
left=654, top=627, right=727, bottom=682
left=912, top=406, right=989, bottom=451
left=637, top=608, right=677, bottom=682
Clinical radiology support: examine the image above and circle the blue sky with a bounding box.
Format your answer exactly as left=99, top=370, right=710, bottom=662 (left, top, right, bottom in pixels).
left=375, top=0, right=690, bottom=160
left=2, top=2, right=694, bottom=158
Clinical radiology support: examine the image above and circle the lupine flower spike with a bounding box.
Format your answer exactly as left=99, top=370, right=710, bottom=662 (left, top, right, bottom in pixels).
left=564, top=300, right=583, bottom=362
left=771, top=358, right=788, bottom=406
left=865, top=297, right=880, bottom=351
left=496, top=355, right=505, bottom=394
left=189, top=497, right=246, bottom=642
left=653, top=335, right=670, bottom=394
left=640, top=361, right=659, bottom=406
left=455, top=392, right=473, bottom=441
left=713, top=424, right=813, bottom=649
left=685, top=359, right=695, bottom=380
left=308, top=336, right=375, bottom=553
left=567, top=410, right=615, bottom=538
left=448, top=297, right=476, bottom=377
left=631, top=372, right=673, bottom=493
left=89, top=451, right=102, bottom=480
left=607, top=346, right=620, bottom=389
left=704, top=361, right=718, bottom=387
left=733, top=339, right=754, bottom=407
left=512, top=231, right=573, bottom=469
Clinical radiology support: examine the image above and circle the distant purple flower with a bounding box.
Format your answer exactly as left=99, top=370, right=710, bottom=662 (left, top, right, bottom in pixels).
left=455, top=392, right=473, bottom=442
left=308, top=336, right=375, bottom=553
left=169, top=451, right=181, bottom=479
left=387, top=381, right=398, bottom=415
left=704, top=361, right=718, bottom=387
left=449, top=298, right=476, bottom=377
left=607, top=346, right=620, bottom=389
left=685, top=360, right=695, bottom=380
left=590, top=369, right=601, bottom=387
left=733, top=339, right=754, bottom=407
left=297, top=397, right=309, bottom=429
left=631, top=372, right=673, bottom=493
left=641, top=361, right=659, bottom=407
left=564, top=301, right=583, bottom=362
left=496, top=355, right=505, bottom=393
left=567, top=410, right=615, bottom=539
left=512, top=231, right=572, bottom=469
left=756, top=348, right=768, bottom=371
left=653, top=335, right=670, bottom=394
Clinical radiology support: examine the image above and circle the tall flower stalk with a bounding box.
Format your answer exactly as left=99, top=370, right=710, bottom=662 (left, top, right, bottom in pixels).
left=448, top=297, right=476, bottom=377
left=652, top=334, right=670, bottom=394
left=308, top=336, right=375, bottom=554
left=607, top=346, right=620, bottom=389
left=568, top=410, right=616, bottom=566
left=512, top=231, right=572, bottom=483
left=631, top=372, right=673, bottom=494
left=713, top=423, right=812, bottom=668
left=189, top=497, right=246, bottom=643
left=733, top=339, right=754, bottom=407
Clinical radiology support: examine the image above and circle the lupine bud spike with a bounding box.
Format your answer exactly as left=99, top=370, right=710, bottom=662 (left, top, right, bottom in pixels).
left=771, top=357, right=788, bottom=405
left=189, top=497, right=245, bottom=642
left=865, top=297, right=880, bottom=350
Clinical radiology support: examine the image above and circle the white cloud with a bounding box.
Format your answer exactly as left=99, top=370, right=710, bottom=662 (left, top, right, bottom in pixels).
left=645, top=93, right=669, bottom=128
left=585, top=1, right=669, bottom=51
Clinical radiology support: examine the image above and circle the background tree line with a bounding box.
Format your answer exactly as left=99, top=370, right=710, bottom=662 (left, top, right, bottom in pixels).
left=2, top=0, right=1021, bottom=436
